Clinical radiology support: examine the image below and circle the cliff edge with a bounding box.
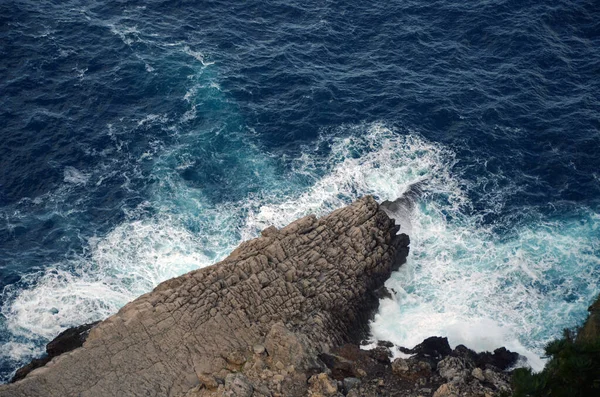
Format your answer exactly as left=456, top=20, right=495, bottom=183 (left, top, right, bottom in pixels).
left=577, top=296, right=600, bottom=343
left=0, top=196, right=409, bottom=397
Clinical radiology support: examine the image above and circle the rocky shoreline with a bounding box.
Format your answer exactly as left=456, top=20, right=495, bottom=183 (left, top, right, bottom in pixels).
left=9, top=324, right=520, bottom=397
left=0, top=196, right=520, bottom=397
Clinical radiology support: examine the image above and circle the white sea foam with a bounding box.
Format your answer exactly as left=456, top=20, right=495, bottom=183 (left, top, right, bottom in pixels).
left=240, top=123, right=459, bottom=239
left=2, top=122, right=598, bottom=375
left=73, top=66, right=87, bottom=79
left=137, top=113, right=168, bottom=127
left=1, top=216, right=212, bottom=342
left=370, top=198, right=599, bottom=371
left=63, top=166, right=90, bottom=185
left=183, top=46, right=215, bottom=66
left=239, top=123, right=598, bottom=371
left=108, top=24, right=141, bottom=46
left=0, top=342, right=39, bottom=364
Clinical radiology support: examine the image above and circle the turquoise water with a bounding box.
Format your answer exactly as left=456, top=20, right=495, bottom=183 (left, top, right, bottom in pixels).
left=1, top=0, right=599, bottom=379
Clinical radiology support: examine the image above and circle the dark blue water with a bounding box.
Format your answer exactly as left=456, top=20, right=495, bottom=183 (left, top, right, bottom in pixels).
left=1, top=0, right=599, bottom=380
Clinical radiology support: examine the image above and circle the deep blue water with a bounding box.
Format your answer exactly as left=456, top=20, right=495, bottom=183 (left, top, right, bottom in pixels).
left=1, top=0, right=599, bottom=380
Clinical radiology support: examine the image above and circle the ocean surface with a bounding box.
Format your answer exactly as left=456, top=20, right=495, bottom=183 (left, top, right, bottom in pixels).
left=1, top=0, right=599, bottom=380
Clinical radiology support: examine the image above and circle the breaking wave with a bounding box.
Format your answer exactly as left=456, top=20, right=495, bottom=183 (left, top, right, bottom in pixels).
left=2, top=123, right=598, bottom=376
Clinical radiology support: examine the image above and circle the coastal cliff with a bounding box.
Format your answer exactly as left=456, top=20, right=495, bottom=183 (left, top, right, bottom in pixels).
left=0, top=196, right=408, bottom=396
left=1, top=196, right=522, bottom=397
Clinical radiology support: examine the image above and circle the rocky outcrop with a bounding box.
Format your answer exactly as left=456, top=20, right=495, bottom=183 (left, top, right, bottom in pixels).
left=316, top=337, right=517, bottom=397
left=0, top=196, right=409, bottom=397
left=577, top=296, right=600, bottom=343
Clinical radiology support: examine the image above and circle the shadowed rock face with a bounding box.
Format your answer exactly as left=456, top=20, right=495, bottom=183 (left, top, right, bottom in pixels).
left=317, top=337, right=517, bottom=397
left=10, top=321, right=100, bottom=383
left=0, top=196, right=409, bottom=397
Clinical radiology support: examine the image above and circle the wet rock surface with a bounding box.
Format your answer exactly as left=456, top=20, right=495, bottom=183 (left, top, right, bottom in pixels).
left=0, top=196, right=409, bottom=397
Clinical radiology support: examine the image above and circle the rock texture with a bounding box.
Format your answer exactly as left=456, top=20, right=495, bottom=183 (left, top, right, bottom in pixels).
left=318, top=337, right=518, bottom=397
left=0, top=196, right=409, bottom=397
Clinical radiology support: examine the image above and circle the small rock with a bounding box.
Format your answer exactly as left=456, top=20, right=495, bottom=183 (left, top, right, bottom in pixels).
left=261, top=225, right=278, bottom=237
left=391, top=358, right=409, bottom=375
left=252, top=359, right=266, bottom=371
left=355, top=368, right=367, bottom=378
left=483, top=368, right=510, bottom=389
left=271, top=374, right=285, bottom=384
left=226, top=351, right=246, bottom=366
left=253, top=384, right=273, bottom=397
left=433, top=383, right=457, bottom=397
left=438, top=356, right=470, bottom=383
left=215, top=371, right=229, bottom=383
left=275, top=361, right=285, bottom=370
left=253, top=344, right=266, bottom=355
left=343, top=377, right=361, bottom=392
left=224, top=373, right=253, bottom=397
left=197, top=373, right=219, bottom=390
left=367, top=346, right=391, bottom=364
left=416, top=360, right=432, bottom=372
left=472, top=367, right=485, bottom=382
left=308, top=373, right=338, bottom=396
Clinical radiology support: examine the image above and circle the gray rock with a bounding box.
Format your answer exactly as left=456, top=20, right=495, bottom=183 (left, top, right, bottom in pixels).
left=437, top=356, right=471, bottom=383
left=483, top=368, right=511, bottom=390
left=197, top=373, right=219, bottom=390
left=471, top=367, right=485, bottom=382
left=346, top=390, right=361, bottom=397
left=391, top=357, right=409, bottom=374
left=224, top=373, right=253, bottom=397
left=0, top=196, right=408, bottom=397
left=253, top=344, right=266, bottom=355
left=308, top=373, right=338, bottom=396
left=343, top=377, right=361, bottom=392
left=433, top=383, right=458, bottom=397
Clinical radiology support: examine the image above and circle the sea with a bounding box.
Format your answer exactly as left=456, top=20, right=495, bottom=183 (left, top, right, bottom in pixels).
left=1, top=0, right=599, bottom=381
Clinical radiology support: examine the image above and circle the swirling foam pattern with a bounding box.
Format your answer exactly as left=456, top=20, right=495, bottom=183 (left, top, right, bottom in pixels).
left=1, top=0, right=599, bottom=380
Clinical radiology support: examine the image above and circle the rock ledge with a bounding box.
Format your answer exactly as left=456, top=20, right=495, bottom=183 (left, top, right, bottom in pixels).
left=0, top=196, right=409, bottom=397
